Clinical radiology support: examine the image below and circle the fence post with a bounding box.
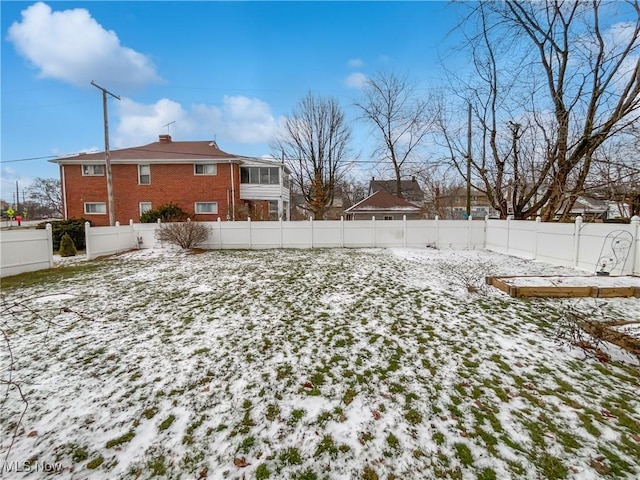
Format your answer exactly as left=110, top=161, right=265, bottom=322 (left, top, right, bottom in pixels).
left=340, top=216, right=345, bottom=248
left=217, top=217, right=222, bottom=250
left=46, top=223, right=54, bottom=268
left=248, top=217, right=252, bottom=249
left=534, top=216, right=541, bottom=260
left=84, top=222, right=92, bottom=259
left=310, top=217, right=314, bottom=249
left=630, top=215, right=639, bottom=275
left=506, top=216, right=511, bottom=254
left=279, top=217, right=283, bottom=249
left=372, top=216, right=376, bottom=248
left=435, top=215, right=440, bottom=249
left=483, top=215, right=489, bottom=249
left=467, top=215, right=473, bottom=249
left=573, top=215, right=583, bottom=267
left=403, top=215, right=407, bottom=248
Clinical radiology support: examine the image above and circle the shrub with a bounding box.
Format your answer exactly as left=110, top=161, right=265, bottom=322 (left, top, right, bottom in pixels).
left=37, top=218, right=90, bottom=252
left=59, top=233, right=77, bottom=257
left=156, top=221, right=209, bottom=249
left=140, top=203, right=190, bottom=223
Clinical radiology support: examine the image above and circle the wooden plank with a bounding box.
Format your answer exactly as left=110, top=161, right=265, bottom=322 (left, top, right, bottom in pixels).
left=595, top=287, right=637, bottom=298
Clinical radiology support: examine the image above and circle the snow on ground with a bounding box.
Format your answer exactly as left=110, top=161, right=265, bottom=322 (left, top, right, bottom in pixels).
left=1, top=248, right=639, bottom=479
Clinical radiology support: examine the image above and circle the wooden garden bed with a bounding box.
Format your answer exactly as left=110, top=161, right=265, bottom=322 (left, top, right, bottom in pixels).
left=486, top=275, right=640, bottom=298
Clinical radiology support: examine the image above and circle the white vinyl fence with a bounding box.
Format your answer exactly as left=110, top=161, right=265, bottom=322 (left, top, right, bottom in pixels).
left=0, top=224, right=54, bottom=277
left=2, top=216, right=639, bottom=277
left=84, top=217, right=487, bottom=258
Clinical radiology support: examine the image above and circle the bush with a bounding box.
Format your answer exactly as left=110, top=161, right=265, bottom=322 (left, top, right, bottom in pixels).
left=59, top=233, right=77, bottom=257
left=140, top=203, right=190, bottom=223
left=156, top=221, right=209, bottom=249
left=36, top=218, right=90, bottom=252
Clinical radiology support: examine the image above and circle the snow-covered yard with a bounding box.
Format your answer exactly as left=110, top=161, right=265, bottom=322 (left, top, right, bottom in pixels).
left=1, top=248, right=639, bottom=479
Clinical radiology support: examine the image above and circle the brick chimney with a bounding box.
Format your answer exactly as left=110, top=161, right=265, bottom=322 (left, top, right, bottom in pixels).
left=159, top=134, right=172, bottom=144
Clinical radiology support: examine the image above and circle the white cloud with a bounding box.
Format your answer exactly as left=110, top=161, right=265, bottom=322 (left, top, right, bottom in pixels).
left=114, top=96, right=281, bottom=147
left=7, top=2, right=161, bottom=89
left=347, top=58, right=364, bottom=68
left=344, top=72, right=368, bottom=89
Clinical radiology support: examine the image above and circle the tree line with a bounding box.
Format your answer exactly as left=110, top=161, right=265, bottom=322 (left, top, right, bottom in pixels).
left=274, top=0, right=639, bottom=220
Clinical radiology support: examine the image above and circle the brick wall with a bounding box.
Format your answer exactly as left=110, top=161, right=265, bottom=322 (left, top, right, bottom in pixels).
left=63, top=163, right=240, bottom=226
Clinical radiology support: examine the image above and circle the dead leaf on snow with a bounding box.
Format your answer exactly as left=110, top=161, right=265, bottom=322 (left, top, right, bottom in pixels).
left=372, top=410, right=381, bottom=420
left=590, top=459, right=610, bottom=474
left=233, top=457, right=250, bottom=468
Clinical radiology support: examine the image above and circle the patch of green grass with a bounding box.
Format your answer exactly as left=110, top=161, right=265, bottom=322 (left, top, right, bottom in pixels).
left=266, top=404, right=280, bottom=421
left=279, top=447, right=302, bottom=466
left=106, top=430, right=135, bottom=448
left=477, top=468, right=497, bottom=480
left=362, top=465, right=379, bottom=480
left=147, top=454, right=167, bottom=476
left=0, top=262, right=104, bottom=290
left=86, top=456, right=104, bottom=469
left=142, top=406, right=159, bottom=420
left=158, top=415, right=175, bottom=431
left=239, top=436, right=255, bottom=454
left=454, top=443, right=473, bottom=467
left=289, top=409, right=305, bottom=426
left=534, top=453, right=567, bottom=479
left=405, top=409, right=423, bottom=425
left=343, top=388, right=357, bottom=405
left=256, top=463, right=270, bottom=480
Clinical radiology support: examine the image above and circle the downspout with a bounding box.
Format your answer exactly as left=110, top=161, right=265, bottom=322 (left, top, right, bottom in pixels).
left=229, top=160, right=236, bottom=221
left=60, top=164, right=68, bottom=219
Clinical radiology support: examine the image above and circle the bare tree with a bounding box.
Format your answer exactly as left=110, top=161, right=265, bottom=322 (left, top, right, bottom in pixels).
left=443, top=1, right=640, bottom=220
left=27, top=177, right=62, bottom=216
left=354, top=71, right=435, bottom=198
left=272, top=93, right=352, bottom=220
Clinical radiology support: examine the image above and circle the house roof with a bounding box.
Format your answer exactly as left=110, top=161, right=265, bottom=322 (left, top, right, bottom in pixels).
left=369, top=178, right=424, bottom=196
left=50, top=135, right=239, bottom=164
left=344, top=190, right=422, bottom=213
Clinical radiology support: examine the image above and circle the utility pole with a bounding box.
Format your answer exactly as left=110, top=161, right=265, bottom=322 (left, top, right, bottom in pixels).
left=91, top=81, right=120, bottom=226
left=466, top=102, right=472, bottom=218
left=15, top=181, right=20, bottom=215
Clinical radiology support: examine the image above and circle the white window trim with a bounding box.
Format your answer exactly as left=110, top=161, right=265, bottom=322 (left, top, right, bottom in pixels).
left=84, top=202, right=107, bottom=215
left=195, top=202, right=218, bottom=214
left=138, top=164, right=151, bottom=185
left=82, top=164, right=105, bottom=176
left=139, top=202, right=152, bottom=216
left=194, top=164, right=217, bottom=175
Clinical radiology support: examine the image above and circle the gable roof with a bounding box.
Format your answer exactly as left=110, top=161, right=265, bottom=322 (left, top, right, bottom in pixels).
left=51, top=136, right=238, bottom=164
left=344, top=190, right=422, bottom=213
left=369, top=178, right=424, bottom=196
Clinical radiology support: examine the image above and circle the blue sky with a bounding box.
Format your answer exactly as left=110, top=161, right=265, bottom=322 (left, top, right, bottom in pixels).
left=1, top=1, right=463, bottom=203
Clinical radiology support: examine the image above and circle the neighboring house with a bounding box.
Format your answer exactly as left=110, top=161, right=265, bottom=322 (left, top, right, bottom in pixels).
left=557, top=195, right=609, bottom=221
left=344, top=190, right=423, bottom=220
left=51, top=135, right=290, bottom=226
left=368, top=177, right=425, bottom=206
left=434, top=186, right=499, bottom=219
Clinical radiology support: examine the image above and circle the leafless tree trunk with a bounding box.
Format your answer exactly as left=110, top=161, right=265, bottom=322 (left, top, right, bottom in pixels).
left=442, top=0, right=640, bottom=220
left=271, top=93, right=352, bottom=220
left=354, top=71, right=435, bottom=198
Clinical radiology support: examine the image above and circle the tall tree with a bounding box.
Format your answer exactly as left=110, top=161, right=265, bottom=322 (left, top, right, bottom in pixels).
left=27, top=177, right=62, bottom=215
left=443, top=0, right=640, bottom=220
left=272, top=93, right=352, bottom=220
left=354, top=71, right=434, bottom=198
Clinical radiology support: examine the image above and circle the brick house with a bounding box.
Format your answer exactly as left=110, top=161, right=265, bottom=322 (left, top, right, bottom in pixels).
left=52, top=135, right=290, bottom=226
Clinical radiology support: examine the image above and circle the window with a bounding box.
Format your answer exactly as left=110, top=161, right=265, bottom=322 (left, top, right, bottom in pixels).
left=195, top=202, right=218, bottom=214
left=82, top=164, right=104, bottom=176
left=194, top=164, right=217, bottom=175
left=84, top=202, right=106, bottom=214
left=384, top=215, right=394, bottom=220
left=140, top=202, right=152, bottom=216
left=240, top=166, right=280, bottom=185
left=138, top=165, right=150, bottom=185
